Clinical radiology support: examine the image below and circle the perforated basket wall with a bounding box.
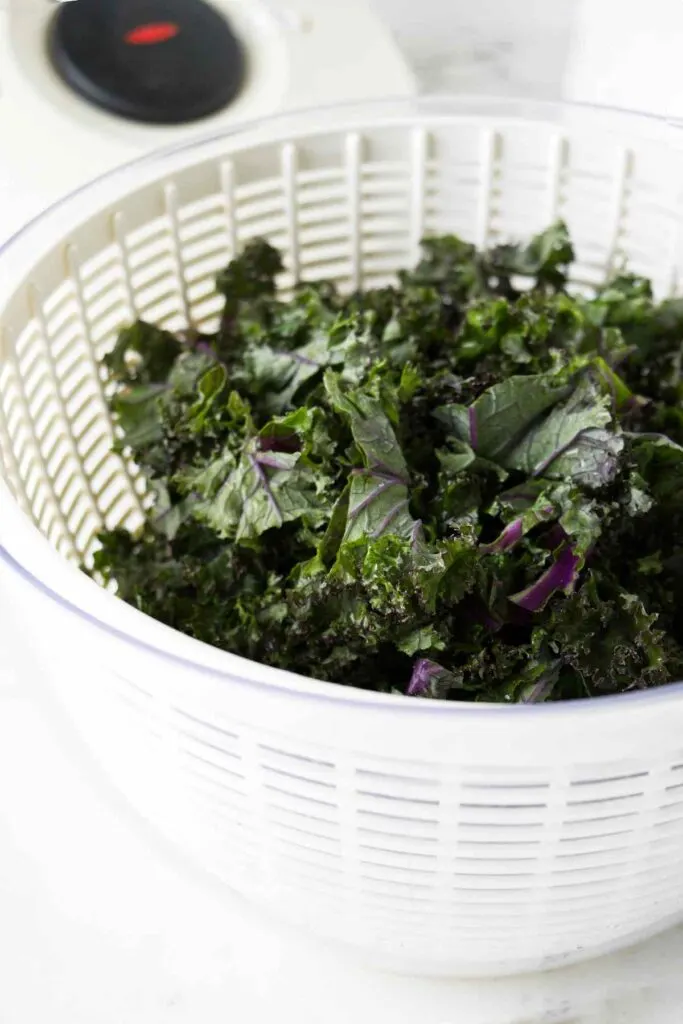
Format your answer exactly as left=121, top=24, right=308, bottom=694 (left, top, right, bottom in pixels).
left=2, top=99, right=683, bottom=977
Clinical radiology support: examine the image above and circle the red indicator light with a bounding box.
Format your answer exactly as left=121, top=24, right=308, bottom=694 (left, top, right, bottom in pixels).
left=124, top=22, right=180, bottom=46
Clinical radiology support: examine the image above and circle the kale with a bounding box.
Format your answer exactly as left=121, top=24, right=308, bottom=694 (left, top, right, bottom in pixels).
left=88, top=224, right=683, bottom=702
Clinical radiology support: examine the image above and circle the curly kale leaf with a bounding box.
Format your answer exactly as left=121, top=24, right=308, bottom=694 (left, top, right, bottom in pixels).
left=89, top=226, right=683, bottom=703
left=486, top=221, right=574, bottom=292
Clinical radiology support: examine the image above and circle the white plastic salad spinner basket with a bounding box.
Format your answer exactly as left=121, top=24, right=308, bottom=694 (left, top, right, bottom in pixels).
left=2, top=97, right=683, bottom=978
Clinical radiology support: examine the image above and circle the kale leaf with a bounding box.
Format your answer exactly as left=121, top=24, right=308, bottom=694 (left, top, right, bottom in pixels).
left=88, top=226, right=683, bottom=702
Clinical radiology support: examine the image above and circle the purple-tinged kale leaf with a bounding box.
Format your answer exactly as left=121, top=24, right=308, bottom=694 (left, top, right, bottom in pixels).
left=510, top=545, right=582, bottom=612
left=91, top=230, right=683, bottom=703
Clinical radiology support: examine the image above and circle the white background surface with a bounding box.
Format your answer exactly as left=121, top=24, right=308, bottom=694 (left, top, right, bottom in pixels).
left=373, top=0, right=575, bottom=101
left=377, top=0, right=683, bottom=119
left=3, top=1, right=683, bottom=1021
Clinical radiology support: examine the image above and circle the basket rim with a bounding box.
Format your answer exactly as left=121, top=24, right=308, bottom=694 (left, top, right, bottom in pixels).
left=3, top=93, right=683, bottom=715
left=2, top=91, right=683, bottom=270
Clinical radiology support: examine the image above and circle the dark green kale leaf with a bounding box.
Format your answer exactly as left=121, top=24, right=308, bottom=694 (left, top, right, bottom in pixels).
left=542, top=573, right=671, bottom=696
left=105, top=320, right=183, bottom=385
left=89, top=226, right=683, bottom=704
left=216, top=238, right=283, bottom=343
left=401, top=235, right=484, bottom=308
left=103, top=321, right=185, bottom=456
left=486, top=221, right=574, bottom=292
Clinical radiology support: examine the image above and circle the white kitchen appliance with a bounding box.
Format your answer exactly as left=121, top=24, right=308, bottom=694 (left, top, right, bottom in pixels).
left=0, top=0, right=415, bottom=237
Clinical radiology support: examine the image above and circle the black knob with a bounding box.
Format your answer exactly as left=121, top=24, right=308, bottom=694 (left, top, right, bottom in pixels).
left=49, top=0, right=246, bottom=125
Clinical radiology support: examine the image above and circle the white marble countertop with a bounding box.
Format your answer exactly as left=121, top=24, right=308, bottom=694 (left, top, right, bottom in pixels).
left=373, top=0, right=575, bottom=101
left=376, top=0, right=683, bottom=119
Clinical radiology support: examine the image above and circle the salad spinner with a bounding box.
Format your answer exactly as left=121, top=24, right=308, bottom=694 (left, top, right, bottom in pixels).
left=2, top=97, right=683, bottom=977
